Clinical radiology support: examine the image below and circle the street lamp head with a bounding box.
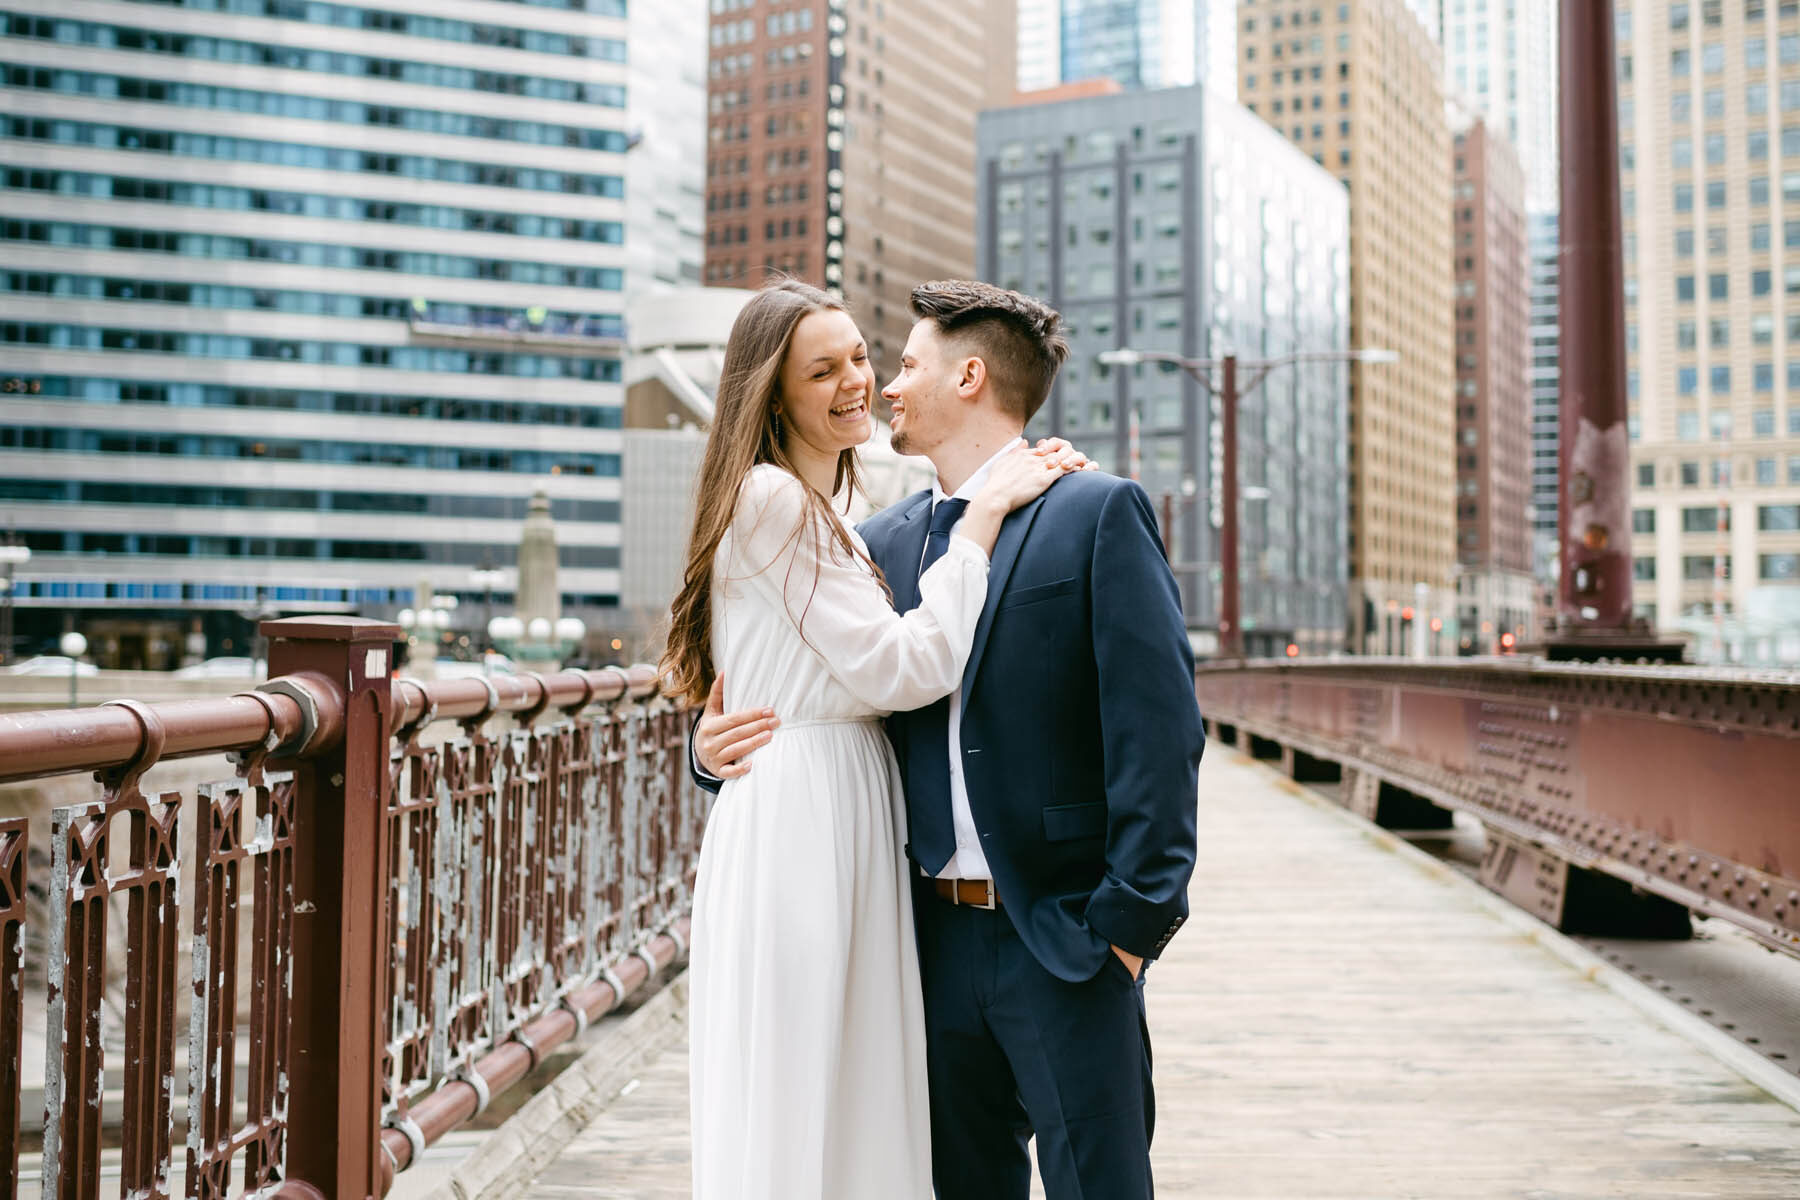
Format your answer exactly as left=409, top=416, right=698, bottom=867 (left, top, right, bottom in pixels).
left=0, top=543, right=30, bottom=566
left=554, top=617, right=586, bottom=644
left=1096, top=348, right=1143, bottom=367
left=396, top=608, right=416, bottom=630
left=59, top=631, right=87, bottom=658
left=1351, top=347, right=1400, bottom=365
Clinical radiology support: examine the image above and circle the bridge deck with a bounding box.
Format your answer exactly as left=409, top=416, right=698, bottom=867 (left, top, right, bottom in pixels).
left=525, top=750, right=1800, bottom=1198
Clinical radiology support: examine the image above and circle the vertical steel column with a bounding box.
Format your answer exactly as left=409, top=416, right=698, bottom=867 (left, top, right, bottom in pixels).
left=1220, top=354, right=1242, bottom=659
left=1555, top=0, right=1632, bottom=629
left=266, top=616, right=399, bottom=1200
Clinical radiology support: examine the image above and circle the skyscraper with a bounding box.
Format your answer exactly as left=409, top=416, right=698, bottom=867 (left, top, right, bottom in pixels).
left=1452, top=115, right=1537, bottom=652
left=1439, top=0, right=1559, bottom=212
left=979, top=86, right=1352, bottom=652
left=0, top=0, right=635, bottom=666
left=1439, top=0, right=1560, bottom=607
left=1527, top=210, right=1563, bottom=578
left=1061, top=0, right=1200, bottom=90
left=627, top=0, right=708, bottom=297
left=704, top=0, right=1015, bottom=369
left=1619, top=0, right=1800, bottom=662
left=1240, top=0, right=1458, bottom=653
left=1015, top=1, right=1223, bottom=95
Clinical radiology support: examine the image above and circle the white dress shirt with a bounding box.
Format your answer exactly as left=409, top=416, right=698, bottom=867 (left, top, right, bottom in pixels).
left=925, top=437, right=1024, bottom=882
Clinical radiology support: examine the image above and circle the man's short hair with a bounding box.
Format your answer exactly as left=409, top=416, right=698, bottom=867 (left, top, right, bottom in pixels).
left=909, top=280, right=1070, bottom=423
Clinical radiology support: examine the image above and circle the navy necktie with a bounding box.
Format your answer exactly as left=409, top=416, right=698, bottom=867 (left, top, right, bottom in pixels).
left=906, top=496, right=970, bottom=875
left=920, top=497, right=969, bottom=577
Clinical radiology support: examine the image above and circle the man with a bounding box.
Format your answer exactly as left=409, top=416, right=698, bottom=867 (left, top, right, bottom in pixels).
left=696, top=280, right=1203, bottom=1199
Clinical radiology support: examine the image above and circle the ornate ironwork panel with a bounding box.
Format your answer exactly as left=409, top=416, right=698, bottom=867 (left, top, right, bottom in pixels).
left=44, top=779, right=182, bottom=1200
left=1, top=818, right=25, bottom=1197
left=186, top=769, right=298, bottom=1200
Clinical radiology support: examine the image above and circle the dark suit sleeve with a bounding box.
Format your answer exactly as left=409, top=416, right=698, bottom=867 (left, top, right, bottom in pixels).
left=1082, top=480, right=1204, bottom=961
left=688, top=711, right=724, bottom=795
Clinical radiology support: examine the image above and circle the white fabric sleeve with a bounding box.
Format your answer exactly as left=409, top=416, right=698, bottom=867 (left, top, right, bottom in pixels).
left=730, top=465, right=989, bottom=713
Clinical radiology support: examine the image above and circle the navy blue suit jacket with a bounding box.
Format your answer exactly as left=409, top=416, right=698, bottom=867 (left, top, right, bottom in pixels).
left=861, top=470, right=1203, bottom=982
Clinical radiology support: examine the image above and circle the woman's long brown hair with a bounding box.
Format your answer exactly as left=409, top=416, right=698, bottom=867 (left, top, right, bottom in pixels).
left=661, top=280, right=883, bottom=705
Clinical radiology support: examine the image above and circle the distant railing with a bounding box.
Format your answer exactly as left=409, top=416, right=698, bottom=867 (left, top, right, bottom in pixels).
left=1195, top=657, right=1800, bottom=959
left=0, top=617, right=700, bottom=1199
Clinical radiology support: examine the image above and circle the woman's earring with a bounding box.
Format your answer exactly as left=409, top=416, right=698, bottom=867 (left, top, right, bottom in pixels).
left=771, top=409, right=782, bottom=442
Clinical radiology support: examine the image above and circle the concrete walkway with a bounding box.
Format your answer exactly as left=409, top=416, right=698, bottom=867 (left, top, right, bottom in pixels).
left=524, top=750, right=1800, bottom=1198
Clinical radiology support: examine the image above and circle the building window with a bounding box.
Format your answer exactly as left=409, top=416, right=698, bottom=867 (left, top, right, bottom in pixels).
left=1711, top=406, right=1734, bottom=436
left=1709, top=273, right=1729, bottom=300
left=1762, top=553, right=1800, bottom=581
left=1762, top=504, right=1800, bottom=531
left=1638, top=462, right=1657, bottom=488
left=1682, top=461, right=1702, bottom=486
left=1634, top=556, right=1657, bottom=581
left=1675, top=183, right=1694, bottom=212
left=1756, top=457, right=1778, bottom=484
left=1706, top=181, right=1727, bottom=208
left=1633, top=508, right=1657, bottom=533
left=1683, top=555, right=1728, bottom=581
left=1677, top=274, right=1696, bottom=301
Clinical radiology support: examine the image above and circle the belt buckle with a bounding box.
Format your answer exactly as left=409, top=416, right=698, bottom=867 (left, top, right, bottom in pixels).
left=970, top=879, right=996, bottom=910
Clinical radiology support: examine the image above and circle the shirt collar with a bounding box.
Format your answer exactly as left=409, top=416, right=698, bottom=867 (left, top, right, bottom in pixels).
left=932, top=436, right=1027, bottom=506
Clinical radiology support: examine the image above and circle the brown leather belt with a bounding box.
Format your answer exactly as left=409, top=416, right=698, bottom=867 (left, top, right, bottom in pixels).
left=931, top=877, right=999, bottom=910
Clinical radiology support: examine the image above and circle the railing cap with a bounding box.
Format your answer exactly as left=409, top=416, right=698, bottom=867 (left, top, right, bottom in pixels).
left=262, top=616, right=402, bottom=643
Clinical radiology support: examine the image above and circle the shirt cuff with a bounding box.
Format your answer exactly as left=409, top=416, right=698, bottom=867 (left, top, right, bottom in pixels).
left=946, top=532, right=992, bottom=567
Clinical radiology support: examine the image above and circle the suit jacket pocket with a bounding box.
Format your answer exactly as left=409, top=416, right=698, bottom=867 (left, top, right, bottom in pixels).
left=997, top=575, right=1078, bottom=611
left=1042, top=800, right=1107, bottom=842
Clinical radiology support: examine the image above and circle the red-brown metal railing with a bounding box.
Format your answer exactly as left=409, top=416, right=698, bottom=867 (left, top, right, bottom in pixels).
left=1196, top=658, right=1800, bottom=957
left=0, top=616, right=701, bottom=1199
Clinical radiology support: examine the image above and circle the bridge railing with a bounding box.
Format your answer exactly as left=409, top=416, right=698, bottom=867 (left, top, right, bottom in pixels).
left=1195, top=657, right=1800, bottom=960
left=0, top=616, right=701, bottom=1199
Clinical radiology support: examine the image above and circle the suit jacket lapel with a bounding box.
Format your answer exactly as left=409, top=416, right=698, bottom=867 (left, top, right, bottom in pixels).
left=962, top=492, right=1047, bottom=696
left=887, top=489, right=933, bottom=612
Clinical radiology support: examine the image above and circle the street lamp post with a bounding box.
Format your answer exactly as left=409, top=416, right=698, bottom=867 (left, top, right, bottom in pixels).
left=1097, top=345, right=1398, bottom=659
left=0, top=535, right=28, bottom=665
left=60, top=630, right=87, bottom=708
left=470, top=562, right=506, bottom=653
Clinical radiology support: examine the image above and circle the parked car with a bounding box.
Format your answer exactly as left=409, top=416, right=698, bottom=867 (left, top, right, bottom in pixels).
left=8, top=655, right=99, bottom=677
left=172, top=656, right=264, bottom=680
left=429, top=653, right=518, bottom=681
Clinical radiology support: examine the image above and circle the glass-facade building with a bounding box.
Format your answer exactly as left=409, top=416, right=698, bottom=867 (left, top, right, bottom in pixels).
left=1528, top=209, right=1561, bottom=579
left=0, top=0, right=632, bottom=666
left=978, top=86, right=1351, bottom=654
left=1018, top=1, right=1222, bottom=95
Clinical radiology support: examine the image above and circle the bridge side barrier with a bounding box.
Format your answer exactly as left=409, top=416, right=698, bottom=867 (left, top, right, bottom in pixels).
left=1195, top=658, right=1800, bottom=959
left=0, top=616, right=700, bottom=1198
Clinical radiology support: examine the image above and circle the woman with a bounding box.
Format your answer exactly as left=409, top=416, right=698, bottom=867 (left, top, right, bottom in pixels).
left=662, top=280, right=1078, bottom=1199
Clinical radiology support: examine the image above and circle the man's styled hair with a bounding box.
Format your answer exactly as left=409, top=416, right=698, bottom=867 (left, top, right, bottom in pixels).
left=909, top=280, right=1070, bottom=423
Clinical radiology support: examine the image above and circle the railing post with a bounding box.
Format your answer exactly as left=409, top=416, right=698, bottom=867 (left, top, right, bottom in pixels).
left=263, top=617, right=399, bottom=1200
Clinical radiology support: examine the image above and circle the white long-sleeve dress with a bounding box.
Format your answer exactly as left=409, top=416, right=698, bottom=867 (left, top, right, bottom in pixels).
left=689, top=464, right=989, bottom=1200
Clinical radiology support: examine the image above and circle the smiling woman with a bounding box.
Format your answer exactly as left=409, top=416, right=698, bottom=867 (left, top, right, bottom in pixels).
left=772, top=307, right=876, bottom=490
